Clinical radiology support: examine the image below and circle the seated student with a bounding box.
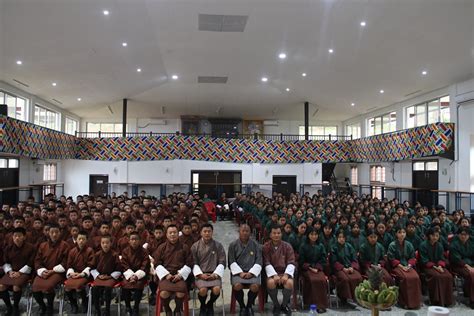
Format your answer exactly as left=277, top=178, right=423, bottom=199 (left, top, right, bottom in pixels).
left=347, top=223, right=363, bottom=254
left=66, top=224, right=80, bottom=249
left=32, top=223, right=71, bottom=315
left=110, top=215, right=124, bottom=240
left=0, top=227, right=36, bottom=316
left=359, top=229, right=393, bottom=285
left=449, top=227, right=474, bottom=308
left=376, top=222, right=393, bottom=251
left=191, top=223, right=226, bottom=316
left=116, top=221, right=137, bottom=252
left=179, top=221, right=195, bottom=249
left=298, top=227, right=328, bottom=313
left=228, top=223, right=262, bottom=316
left=405, top=221, right=422, bottom=251
left=288, top=221, right=307, bottom=253
left=64, top=230, right=95, bottom=314
left=91, top=235, right=122, bottom=316
left=121, top=231, right=150, bottom=316
left=419, top=227, right=453, bottom=307
left=282, top=223, right=295, bottom=243
left=262, top=224, right=295, bottom=316
left=153, top=224, right=194, bottom=316
left=91, top=221, right=113, bottom=251
left=387, top=226, right=421, bottom=309
left=331, top=230, right=363, bottom=305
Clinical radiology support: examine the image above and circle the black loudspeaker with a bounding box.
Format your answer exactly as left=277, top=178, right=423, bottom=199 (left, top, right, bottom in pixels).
left=0, top=104, right=7, bottom=116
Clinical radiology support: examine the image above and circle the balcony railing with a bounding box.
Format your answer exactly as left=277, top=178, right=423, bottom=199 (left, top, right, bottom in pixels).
left=75, top=131, right=352, bottom=141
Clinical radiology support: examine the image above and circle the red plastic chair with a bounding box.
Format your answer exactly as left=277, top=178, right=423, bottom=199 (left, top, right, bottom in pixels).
left=155, top=289, right=190, bottom=316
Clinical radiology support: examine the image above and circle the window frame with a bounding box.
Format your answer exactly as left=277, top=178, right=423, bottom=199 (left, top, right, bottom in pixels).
left=367, top=112, right=397, bottom=136
left=43, top=163, right=57, bottom=182
left=65, top=117, right=79, bottom=135
left=0, top=90, right=28, bottom=121
left=346, top=123, right=361, bottom=139
left=34, top=104, right=61, bottom=131
left=405, top=95, right=450, bottom=129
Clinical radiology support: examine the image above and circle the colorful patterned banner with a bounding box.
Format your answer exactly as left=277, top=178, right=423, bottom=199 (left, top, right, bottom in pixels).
left=0, top=115, right=454, bottom=163
left=0, top=115, right=76, bottom=159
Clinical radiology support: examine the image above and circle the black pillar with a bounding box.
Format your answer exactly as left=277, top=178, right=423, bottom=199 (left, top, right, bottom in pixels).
left=122, top=98, right=127, bottom=137
left=304, top=101, right=309, bottom=140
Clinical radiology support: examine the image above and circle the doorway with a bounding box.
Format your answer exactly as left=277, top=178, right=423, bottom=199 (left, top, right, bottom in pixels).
left=89, top=175, right=109, bottom=197
left=273, top=176, right=297, bottom=198
left=0, top=158, right=20, bottom=205
left=191, top=171, right=242, bottom=199
left=412, top=160, right=439, bottom=207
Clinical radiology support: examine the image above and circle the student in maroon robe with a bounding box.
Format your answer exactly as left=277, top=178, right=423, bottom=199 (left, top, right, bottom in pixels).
left=179, top=221, right=195, bottom=249
left=64, top=230, right=95, bottom=314
left=32, top=223, right=70, bottom=315
left=91, top=235, right=122, bottom=316
left=121, top=231, right=150, bottom=316
left=262, top=224, right=296, bottom=316
left=91, top=221, right=113, bottom=251
left=0, top=227, right=36, bottom=316
left=153, top=224, right=194, bottom=316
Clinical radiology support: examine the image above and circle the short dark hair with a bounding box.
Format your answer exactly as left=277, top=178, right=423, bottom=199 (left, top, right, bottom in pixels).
left=77, top=230, right=89, bottom=238
left=201, top=223, right=214, bottom=231
left=166, top=224, right=178, bottom=233
left=12, top=227, right=26, bottom=235
left=269, top=224, right=281, bottom=232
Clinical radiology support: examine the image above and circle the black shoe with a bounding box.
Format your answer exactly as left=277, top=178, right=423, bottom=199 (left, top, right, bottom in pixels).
left=95, top=308, right=102, bottom=316
left=82, top=304, right=88, bottom=313
left=281, top=305, right=292, bottom=316
left=317, top=308, right=326, bottom=313
left=71, top=303, right=79, bottom=314
left=46, top=306, right=54, bottom=316
left=239, top=307, right=246, bottom=316
left=5, top=305, right=13, bottom=316
left=246, top=306, right=255, bottom=316
left=126, top=307, right=133, bottom=316
left=199, top=305, right=207, bottom=316
left=12, top=306, right=20, bottom=316
left=206, top=303, right=214, bottom=316
left=272, top=305, right=281, bottom=315
left=39, top=305, right=47, bottom=316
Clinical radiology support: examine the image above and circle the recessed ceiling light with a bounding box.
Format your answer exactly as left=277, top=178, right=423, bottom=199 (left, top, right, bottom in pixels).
left=261, top=77, right=268, bottom=82
left=286, top=88, right=290, bottom=92
left=103, top=10, right=109, bottom=16
left=421, top=70, right=428, bottom=76
left=52, top=82, right=57, bottom=87
left=328, top=48, right=334, bottom=54
left=122, top=42, right=128, bottom=47
left=171, top=75, right=178, bottom=80
left=351, top=103, right=355, bottom=106
left=278, top=53, right=287, bottom=59
left=302, top=73, right=307, bottom=77
left=360, top=21, right=366, bottom=27
left=16, top=60, right=22, bottom=65
left=136, top=68, right=142, bottom=72
left=379, top=89, right=384, bottom=94
left=77, top=98, right=82, bottom=101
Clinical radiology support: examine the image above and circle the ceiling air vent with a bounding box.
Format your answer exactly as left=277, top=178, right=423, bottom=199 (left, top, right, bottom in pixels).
left=198, top=76, right=228, bottom=84
left=12, top=79, right=29, bottom=88
left=198, top=14, right=248, bottom=32
left=52, top=99, right=63, bottom=105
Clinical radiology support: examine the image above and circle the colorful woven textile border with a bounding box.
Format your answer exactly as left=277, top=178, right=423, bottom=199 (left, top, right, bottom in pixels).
left=0, top=115, right=453, bottom=163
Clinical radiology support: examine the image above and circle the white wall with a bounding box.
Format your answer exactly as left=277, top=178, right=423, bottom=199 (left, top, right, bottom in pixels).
left=263, top=120, right=343, bottom=136
left=60, top=160, right=322, bottom=198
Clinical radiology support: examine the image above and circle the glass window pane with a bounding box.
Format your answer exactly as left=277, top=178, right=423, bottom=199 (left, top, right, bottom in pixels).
left=427, top=99, right=440, bottom=124
left=367, top=118, right=375, bottom=136
left=0, top=92, right=4, bottom=104
left=16, top=98, right=26, bottom=121
left=114, top=124, right=123, bottom=133
left=425, top=161, right=438, bottom=171
left=325, top=126, right=337, bottom=136
left=299, top=126, right=305, bottom=136
left=416, top=104, right=426, bottom=127
left=39, top=108, right=46, bottom=127
left=413, top=162, right=425, bottom=171
left=406, top=106, right=415, bottom=128
left=8, top=159, right=18, bottom=168
left=0, top=159, right=7, bottom=168
left=374, top=117, right=382, bottom=135
left=382, top=115, right=390, bottom=133
left=6, top=94, right=16, bottom=118
left=313, top=126, right=324, bottom=136
left=440, top=97, right=450, bottom=122
left=389, top=112, right=397, bottom=132
left=101, top=123, right=114, bottom=132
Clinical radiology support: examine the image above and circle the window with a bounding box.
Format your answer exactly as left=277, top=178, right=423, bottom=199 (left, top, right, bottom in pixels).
left=65, top=117, right=79, bottom=135
left=43, top=163, right=57, bottom=181
left=350, top=166, right=358, bottom=185
left=367, top=112, right=396, bottom=136
left=405, top=95, right=450, bottom=128
left=370, top=165, right=385, bottom=199
left=34, top=105, right=60, bottom=131
left=0, top=158, right=19, bottom=168
left=86, top=122, right=125, bottom=137
left=413, top=160, right=438, bottom=171
left=298, top=125, right=338, bottom=140
left=346, top=123, right=361, bottom=139
left=0, top=90, right=28, bottom=121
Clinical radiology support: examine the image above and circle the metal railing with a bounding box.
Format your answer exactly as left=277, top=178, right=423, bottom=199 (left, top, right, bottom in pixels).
left=0, top=183, right=64, bottom=205
left=76, top=131, right=352, bottom=141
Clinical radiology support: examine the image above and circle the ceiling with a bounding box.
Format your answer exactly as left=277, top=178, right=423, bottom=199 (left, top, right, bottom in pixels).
left=0, top=0, right=473, bottom=121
